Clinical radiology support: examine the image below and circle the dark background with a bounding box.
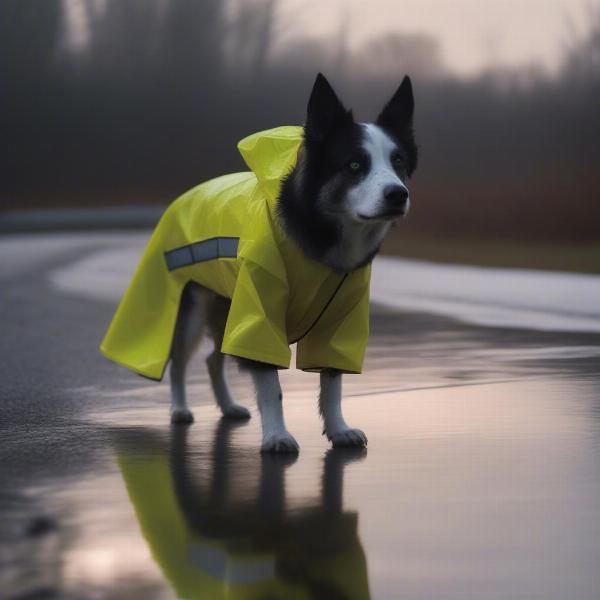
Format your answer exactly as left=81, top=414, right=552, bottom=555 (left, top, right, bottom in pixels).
left=1, top=0, right=599, bottom=263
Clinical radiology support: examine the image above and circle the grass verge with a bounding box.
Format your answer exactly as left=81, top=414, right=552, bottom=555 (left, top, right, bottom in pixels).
left=381, top=233, right=600, bottom=274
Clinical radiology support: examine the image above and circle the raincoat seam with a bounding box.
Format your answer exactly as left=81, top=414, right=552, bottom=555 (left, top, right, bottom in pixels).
left=290, top=273, right=349, bottom=344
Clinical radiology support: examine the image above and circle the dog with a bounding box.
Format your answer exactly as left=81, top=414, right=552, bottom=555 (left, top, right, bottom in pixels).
left=101, top=73, right=417, bottom=453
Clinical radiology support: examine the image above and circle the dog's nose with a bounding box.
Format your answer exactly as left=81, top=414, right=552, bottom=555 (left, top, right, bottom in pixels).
left=383, top=185, right=409, bottom=211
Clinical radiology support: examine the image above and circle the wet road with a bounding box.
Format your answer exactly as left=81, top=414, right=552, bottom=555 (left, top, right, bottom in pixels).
left=1, top=233, right=600, bottom=599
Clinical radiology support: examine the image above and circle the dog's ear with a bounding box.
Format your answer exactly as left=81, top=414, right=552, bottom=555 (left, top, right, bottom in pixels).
left=305, top=73, right=352, bottom=143
left=377, top=75, right=414, bottom=132
left=377, top=76, right=418, bottom=174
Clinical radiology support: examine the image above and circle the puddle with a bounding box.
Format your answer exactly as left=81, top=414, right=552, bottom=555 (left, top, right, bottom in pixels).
left=3, top=376, right=600, bottom=599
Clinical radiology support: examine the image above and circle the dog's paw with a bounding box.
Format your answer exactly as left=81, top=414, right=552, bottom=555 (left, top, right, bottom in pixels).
left=329, top=428, right=368, bottom=448
left=222, top=403, right=251, bottom=420
left=170, top=407, right=194, bottom=424
left=261, top=431, right=300, bottom=453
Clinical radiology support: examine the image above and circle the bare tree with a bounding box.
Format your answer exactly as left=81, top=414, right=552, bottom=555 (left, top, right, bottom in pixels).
left=351, top=32, right=446, bottom=80
left=0, top=0, right=63, bottom=92
left=227, top=0, right=279, bottom=80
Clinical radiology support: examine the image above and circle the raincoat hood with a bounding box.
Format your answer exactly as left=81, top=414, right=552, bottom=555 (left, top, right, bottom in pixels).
left=237, top=125, right=304, bottom=203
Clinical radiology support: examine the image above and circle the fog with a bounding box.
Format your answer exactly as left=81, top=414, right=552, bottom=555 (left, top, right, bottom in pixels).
left=1, top=0, right=599, bottom=241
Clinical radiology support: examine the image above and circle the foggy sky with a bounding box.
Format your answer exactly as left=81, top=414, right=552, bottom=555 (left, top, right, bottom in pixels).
left=64, top=0, right=590, bottom=76
left=272, top=0, right=589, bottom=76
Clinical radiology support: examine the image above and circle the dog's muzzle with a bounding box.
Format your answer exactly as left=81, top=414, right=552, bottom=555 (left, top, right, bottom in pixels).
left=383, top=185, right=409, bottom=216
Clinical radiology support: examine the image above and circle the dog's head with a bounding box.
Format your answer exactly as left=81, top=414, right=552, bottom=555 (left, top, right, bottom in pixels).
left=302, top=73, right=418, bottom=223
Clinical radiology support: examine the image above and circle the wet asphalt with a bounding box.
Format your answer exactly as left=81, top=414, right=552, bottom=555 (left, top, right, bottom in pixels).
left=1, top=234, right=600, bottom=599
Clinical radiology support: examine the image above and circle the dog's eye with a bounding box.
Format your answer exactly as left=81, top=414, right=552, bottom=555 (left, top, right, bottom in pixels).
left=391, top=153, right=404, bottom=168
left=348, top=160, right=362, bottom=172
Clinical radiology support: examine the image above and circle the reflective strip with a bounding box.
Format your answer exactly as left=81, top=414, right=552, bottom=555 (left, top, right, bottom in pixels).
left=164, top=246, right=194, bottom=270
left=217, top=237, right=239, bottom=257
left=187, top=543, right=275, bottom=584
left=165, top=237, right=239, bottom=271
left=191, top=238, right=218, bottom=263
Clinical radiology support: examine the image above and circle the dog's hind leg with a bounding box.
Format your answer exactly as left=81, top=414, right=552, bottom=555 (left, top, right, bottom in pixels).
left=319, top=369, right=368, bottom=448
left=169, top=284, right=207, bottom=424
left=205, top=293, right=251, bottom=420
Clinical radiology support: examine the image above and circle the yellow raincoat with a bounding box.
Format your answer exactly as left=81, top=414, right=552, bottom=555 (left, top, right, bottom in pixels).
left=100, top=126, right=371, bottom=381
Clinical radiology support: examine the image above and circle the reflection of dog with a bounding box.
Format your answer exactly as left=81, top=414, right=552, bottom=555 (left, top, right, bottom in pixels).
left=116, top=422, right=371, bottom=599
left=171, top=75, right=417, bottom=451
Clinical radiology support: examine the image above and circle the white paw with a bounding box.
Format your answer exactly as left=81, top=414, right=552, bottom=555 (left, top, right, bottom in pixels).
left=329, top=428, right=368, bottom=448
left=170, top=407, right=194, bottom=424
left=222, top=404, right=251, bottom=420
left=261, top=431, right=299, bottom=453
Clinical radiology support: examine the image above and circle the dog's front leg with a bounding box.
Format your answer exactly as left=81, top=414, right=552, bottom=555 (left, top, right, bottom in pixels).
left=319, top=369, right=368, bottom=448
left=249, top=365, right=299, bottom=453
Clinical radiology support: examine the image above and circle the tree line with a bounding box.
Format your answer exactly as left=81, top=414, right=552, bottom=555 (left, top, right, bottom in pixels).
left=1, top=0, right=599, bottom=241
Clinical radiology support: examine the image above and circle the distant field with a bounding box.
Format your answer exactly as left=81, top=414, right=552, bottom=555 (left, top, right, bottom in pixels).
left=382, top=232, right=600, bottom=274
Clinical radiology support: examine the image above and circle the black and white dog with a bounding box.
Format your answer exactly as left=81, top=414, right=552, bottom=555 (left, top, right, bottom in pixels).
left=171, top=73, right=417, bottom=452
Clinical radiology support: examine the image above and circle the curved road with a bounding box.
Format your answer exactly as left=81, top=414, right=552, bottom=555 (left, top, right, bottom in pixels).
left=1, top=232, right=600, bottom=599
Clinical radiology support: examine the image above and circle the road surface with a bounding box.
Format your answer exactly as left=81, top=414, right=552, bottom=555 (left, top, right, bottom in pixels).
left=1, top=232, right=600, bottom=599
